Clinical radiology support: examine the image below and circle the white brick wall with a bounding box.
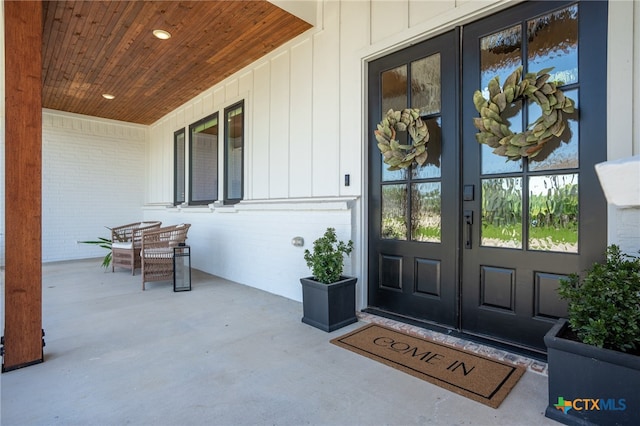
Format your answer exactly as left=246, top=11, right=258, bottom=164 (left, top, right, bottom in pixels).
left=617, top=207, right=640, bottom=257
left=142, top=200, right=360, bottom=304
left=41, top=110, right=147, bottom=263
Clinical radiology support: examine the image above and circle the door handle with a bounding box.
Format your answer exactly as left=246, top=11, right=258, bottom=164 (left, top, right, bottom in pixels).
left=464, top=210, right=473, bottom=249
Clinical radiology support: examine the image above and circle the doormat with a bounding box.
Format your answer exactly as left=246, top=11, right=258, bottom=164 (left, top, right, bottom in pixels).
left=331, top=324, right=525, bottom=408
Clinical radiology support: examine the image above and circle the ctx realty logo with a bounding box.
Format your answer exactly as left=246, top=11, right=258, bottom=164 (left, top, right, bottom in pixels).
left=554, top=396, right=627, bottom=414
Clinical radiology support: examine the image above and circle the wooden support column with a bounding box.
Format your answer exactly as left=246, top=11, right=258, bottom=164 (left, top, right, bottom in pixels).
left=3, top=1, right=44, bottom=372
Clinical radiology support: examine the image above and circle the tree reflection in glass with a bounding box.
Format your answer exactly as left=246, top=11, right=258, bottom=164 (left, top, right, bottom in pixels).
left=481, top=177, right=523, bottom=248
left=411, top=183, right=441, bottom=243
left=528, top=174, right=578, bottom=253
left=382, top=184, right=408, bottom=240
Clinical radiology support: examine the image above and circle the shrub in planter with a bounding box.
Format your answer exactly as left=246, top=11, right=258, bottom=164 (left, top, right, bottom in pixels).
left=558, top=245, right=640, bottom=353
left=545, top=245, right=640, bottom=426
left=303, top=227, right=354, bottom=284
left=300, top=228, right=357, bottom=332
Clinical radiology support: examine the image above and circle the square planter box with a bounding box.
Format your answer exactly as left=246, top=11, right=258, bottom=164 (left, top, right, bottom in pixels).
left=300, top=276, right=357, bottom=332
left=544, top=319, right=640, bottom=426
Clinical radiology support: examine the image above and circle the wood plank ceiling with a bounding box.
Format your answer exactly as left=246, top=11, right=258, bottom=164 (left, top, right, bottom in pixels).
left=42, top=1, right=312, bottom=125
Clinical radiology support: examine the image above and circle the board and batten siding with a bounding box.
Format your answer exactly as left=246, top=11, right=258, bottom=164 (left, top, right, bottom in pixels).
left=144, top=1, right=364, bottom=302
left=147, top=3, right=352, bottom=203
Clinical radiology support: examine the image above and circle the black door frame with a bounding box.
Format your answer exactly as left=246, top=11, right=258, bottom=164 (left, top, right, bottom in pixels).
left=366, top=29, right=461, bottom=330
left=365, top=0, right=608, bottom=357
left=460, top=0, right=608, bottom=353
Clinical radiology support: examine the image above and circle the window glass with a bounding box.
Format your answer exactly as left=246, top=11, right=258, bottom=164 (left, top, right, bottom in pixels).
left=411, top=54, right=441, bottom=116
left=480, top=24, right=522, bottom=96
left=382, top=184, right=408, bottom=240
left=480, top=25, right=523, bottom=174
left=382, top=65, right=407, bottom=114
left=411, top=182, right=441, bottom=242
left=189, top=114, right=218, bottom=204
left=174, top=128, right=185, bottom=205
left=225, top=102, right=244, bottom=203
left=527, top=5, right=578, bottom=86
left=382, top=159, right=407, bottom=182
left=412, top=117, right=442, bottom=179
left=529, top=174, right=578, bottom=253
left=528, top=88, right=579, bottom=171
left=481, top=177, right=523, bottom=249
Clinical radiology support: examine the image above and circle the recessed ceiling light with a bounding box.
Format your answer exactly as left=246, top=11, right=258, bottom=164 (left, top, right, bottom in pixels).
left=102, top=93, right=115, bottom=100
left=153, top=29, right=171, bottom=40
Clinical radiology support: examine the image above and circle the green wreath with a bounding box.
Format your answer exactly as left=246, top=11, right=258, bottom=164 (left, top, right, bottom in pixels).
left=473, top=66, right=576, bottom=161
left=375, top=108, right=429, bottom=171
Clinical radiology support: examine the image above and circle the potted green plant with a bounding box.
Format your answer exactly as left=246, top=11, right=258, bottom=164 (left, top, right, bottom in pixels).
left=300, top=227, right=357, bottom=332
left=544, top=245, right=640, bottom=426
left=79, top=231, right=113, bottom=268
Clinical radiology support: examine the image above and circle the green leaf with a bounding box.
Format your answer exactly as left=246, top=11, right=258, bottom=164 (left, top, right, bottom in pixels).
left=503, top=66, right=521, bottom=90
left=558, top=245, right=640, bottom=352
left=303, top=227, right=353, bottom=283
left=488, top=77, right=501, bottom=99
left=473, top=91, right=488, bottom=112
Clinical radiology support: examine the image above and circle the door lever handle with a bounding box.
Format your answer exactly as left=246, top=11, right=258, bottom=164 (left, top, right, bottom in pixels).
left=464, top=210, right=473, bottom=249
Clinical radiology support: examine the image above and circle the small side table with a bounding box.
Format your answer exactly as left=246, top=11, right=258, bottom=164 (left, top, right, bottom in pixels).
left=173, top=245, right=191, bottom=292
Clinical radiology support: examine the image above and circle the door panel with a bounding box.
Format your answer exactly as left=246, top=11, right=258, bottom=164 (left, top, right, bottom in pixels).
left=461, top=0, right=607, bottom=352
left=368, top=30, right=459, bottom=327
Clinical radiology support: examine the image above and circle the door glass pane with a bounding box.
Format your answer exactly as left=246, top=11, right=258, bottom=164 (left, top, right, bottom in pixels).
left=382, top=157, right=408, bottom=182
left=380, top=97, right=409, bottom=182
left=529, top=174, right=578, bottom=253
left=382, top=184, right=408, bottom=240
left=412, top=118, right=442, bottom=179
left=411, top=54, right=441, bottom=116
left=481, top=177, right=523, bottom=248
left=382, top=65, right=407, bottom=114
left=479, top=25, right=523, bottom=174
left=480, top=24, right=522, bottom=95
left=411, top=182, right=441, bottom=242
left=527, top=4, right=578, bottom=85
left=481, top=100, right=523, bottom=175
left=529, top=88, right=579, bottom=171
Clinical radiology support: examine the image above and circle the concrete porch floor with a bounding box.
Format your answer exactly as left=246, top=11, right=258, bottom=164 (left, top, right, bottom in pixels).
left=1, top=259, right=558, bottom=425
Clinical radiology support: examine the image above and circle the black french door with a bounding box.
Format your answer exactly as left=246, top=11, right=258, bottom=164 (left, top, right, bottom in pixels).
left=368, top=0, right=608, bottom=353
left=368, top=29, right=460, bottom=328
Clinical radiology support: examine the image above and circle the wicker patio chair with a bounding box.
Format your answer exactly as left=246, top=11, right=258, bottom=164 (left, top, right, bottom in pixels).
left=140, top=224, right=191, bottom=290
left=111, top=221, right=162, bottom=275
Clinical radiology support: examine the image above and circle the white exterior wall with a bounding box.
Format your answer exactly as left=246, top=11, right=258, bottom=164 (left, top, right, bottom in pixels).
left=41, top=110, right=147, bottom=262
left=1, top=104, right=147, bottom=265
left=607, top=0, right=640, bottom=255
left=1, top=1, right=637, bottom=297
left=141, top=0, right=640, bottom=303
left=144, top=1, right=368, bottom=302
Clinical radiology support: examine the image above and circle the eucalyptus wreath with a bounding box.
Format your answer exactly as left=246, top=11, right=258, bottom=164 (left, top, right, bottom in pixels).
left=374, top=108, right=429, bottom=171
left=473, top=66, right=576, bottom=161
